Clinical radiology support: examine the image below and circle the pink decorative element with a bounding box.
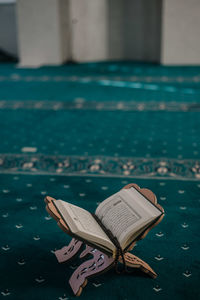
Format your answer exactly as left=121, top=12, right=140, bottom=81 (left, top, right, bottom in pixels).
left=79, top=245, right=94, bottom=258
left=55, top=238, right=83, bottom=263
left=69, top=248, right=114, bottom=295
left=54, top=240, right=157, bottom=295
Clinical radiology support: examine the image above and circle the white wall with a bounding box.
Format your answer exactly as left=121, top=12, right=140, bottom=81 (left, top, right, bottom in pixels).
left=14, top=0, right=200, bottom=65
left=161, top=0, right=200, bottom=65
left=70, top=0, right=108, bottom=62
left=16, top=0, right=70, bottom=66
left=70, top=0, right=162, bottom=62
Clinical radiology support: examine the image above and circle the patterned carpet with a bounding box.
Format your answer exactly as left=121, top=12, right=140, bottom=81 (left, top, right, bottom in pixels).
left=0, top=62, right=200, bottom=300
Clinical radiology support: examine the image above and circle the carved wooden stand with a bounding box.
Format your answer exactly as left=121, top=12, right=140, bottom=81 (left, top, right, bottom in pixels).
left=54, top=238, right=157, bottom=296
left=45, top=183, right=164, bottom=296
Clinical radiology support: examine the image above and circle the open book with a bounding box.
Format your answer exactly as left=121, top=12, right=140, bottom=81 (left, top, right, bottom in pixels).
left=50, top=187, right=163, bottom=256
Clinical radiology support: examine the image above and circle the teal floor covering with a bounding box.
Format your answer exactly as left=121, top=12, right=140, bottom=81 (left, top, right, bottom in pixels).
left=0, top=62, right=200, bottom=299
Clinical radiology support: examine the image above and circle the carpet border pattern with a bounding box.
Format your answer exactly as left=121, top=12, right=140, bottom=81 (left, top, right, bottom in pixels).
left=0, top=100, right=200, bottom=112
left=0, top=154, right=200, bottom=180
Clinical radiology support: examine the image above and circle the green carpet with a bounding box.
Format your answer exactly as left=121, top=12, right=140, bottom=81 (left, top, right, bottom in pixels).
left=0, top=62, right=200, bottom=300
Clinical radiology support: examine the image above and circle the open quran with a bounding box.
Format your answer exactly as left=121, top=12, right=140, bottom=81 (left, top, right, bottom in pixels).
left=46, top=186, right=164, bottom=257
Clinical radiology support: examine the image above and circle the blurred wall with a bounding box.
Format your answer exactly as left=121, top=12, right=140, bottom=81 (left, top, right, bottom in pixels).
left=17, top=0, right=70, bottom=66
left=1, top=0, right=200, bottom=65
left=0, top=1, right=18, bottom=57
left=161, top=0, right=200, bottom=64
left=108, top=0, right=162, bottom=62
left=70, top=0, right=108, bottom=61
left=70, top=0, right=162, bottom=62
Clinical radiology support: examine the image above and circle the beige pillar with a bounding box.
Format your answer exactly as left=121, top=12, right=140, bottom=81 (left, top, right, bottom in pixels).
left=161, top=0, right=200, bottom=65
left=70, top=0, right=108, bottom=62
left=16, top=0, right=70, bottom=67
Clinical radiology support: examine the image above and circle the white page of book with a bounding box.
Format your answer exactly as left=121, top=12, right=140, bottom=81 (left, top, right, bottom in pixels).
left=95, top=187, right=161, bottom=247
left=54, top=200, right=115, bottom=250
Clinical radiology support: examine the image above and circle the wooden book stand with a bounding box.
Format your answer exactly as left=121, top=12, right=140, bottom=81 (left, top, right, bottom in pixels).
left=45, top=183, right=164, bottom=296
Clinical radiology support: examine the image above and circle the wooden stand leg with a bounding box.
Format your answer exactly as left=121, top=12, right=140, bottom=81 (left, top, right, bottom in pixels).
left=121, top=252, right=157, bottom=278
left=54, top=238, right=83, bottom=263
left=55, top=240, right=157, bottom=296
left=69, top=247, right=114, bottom=296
